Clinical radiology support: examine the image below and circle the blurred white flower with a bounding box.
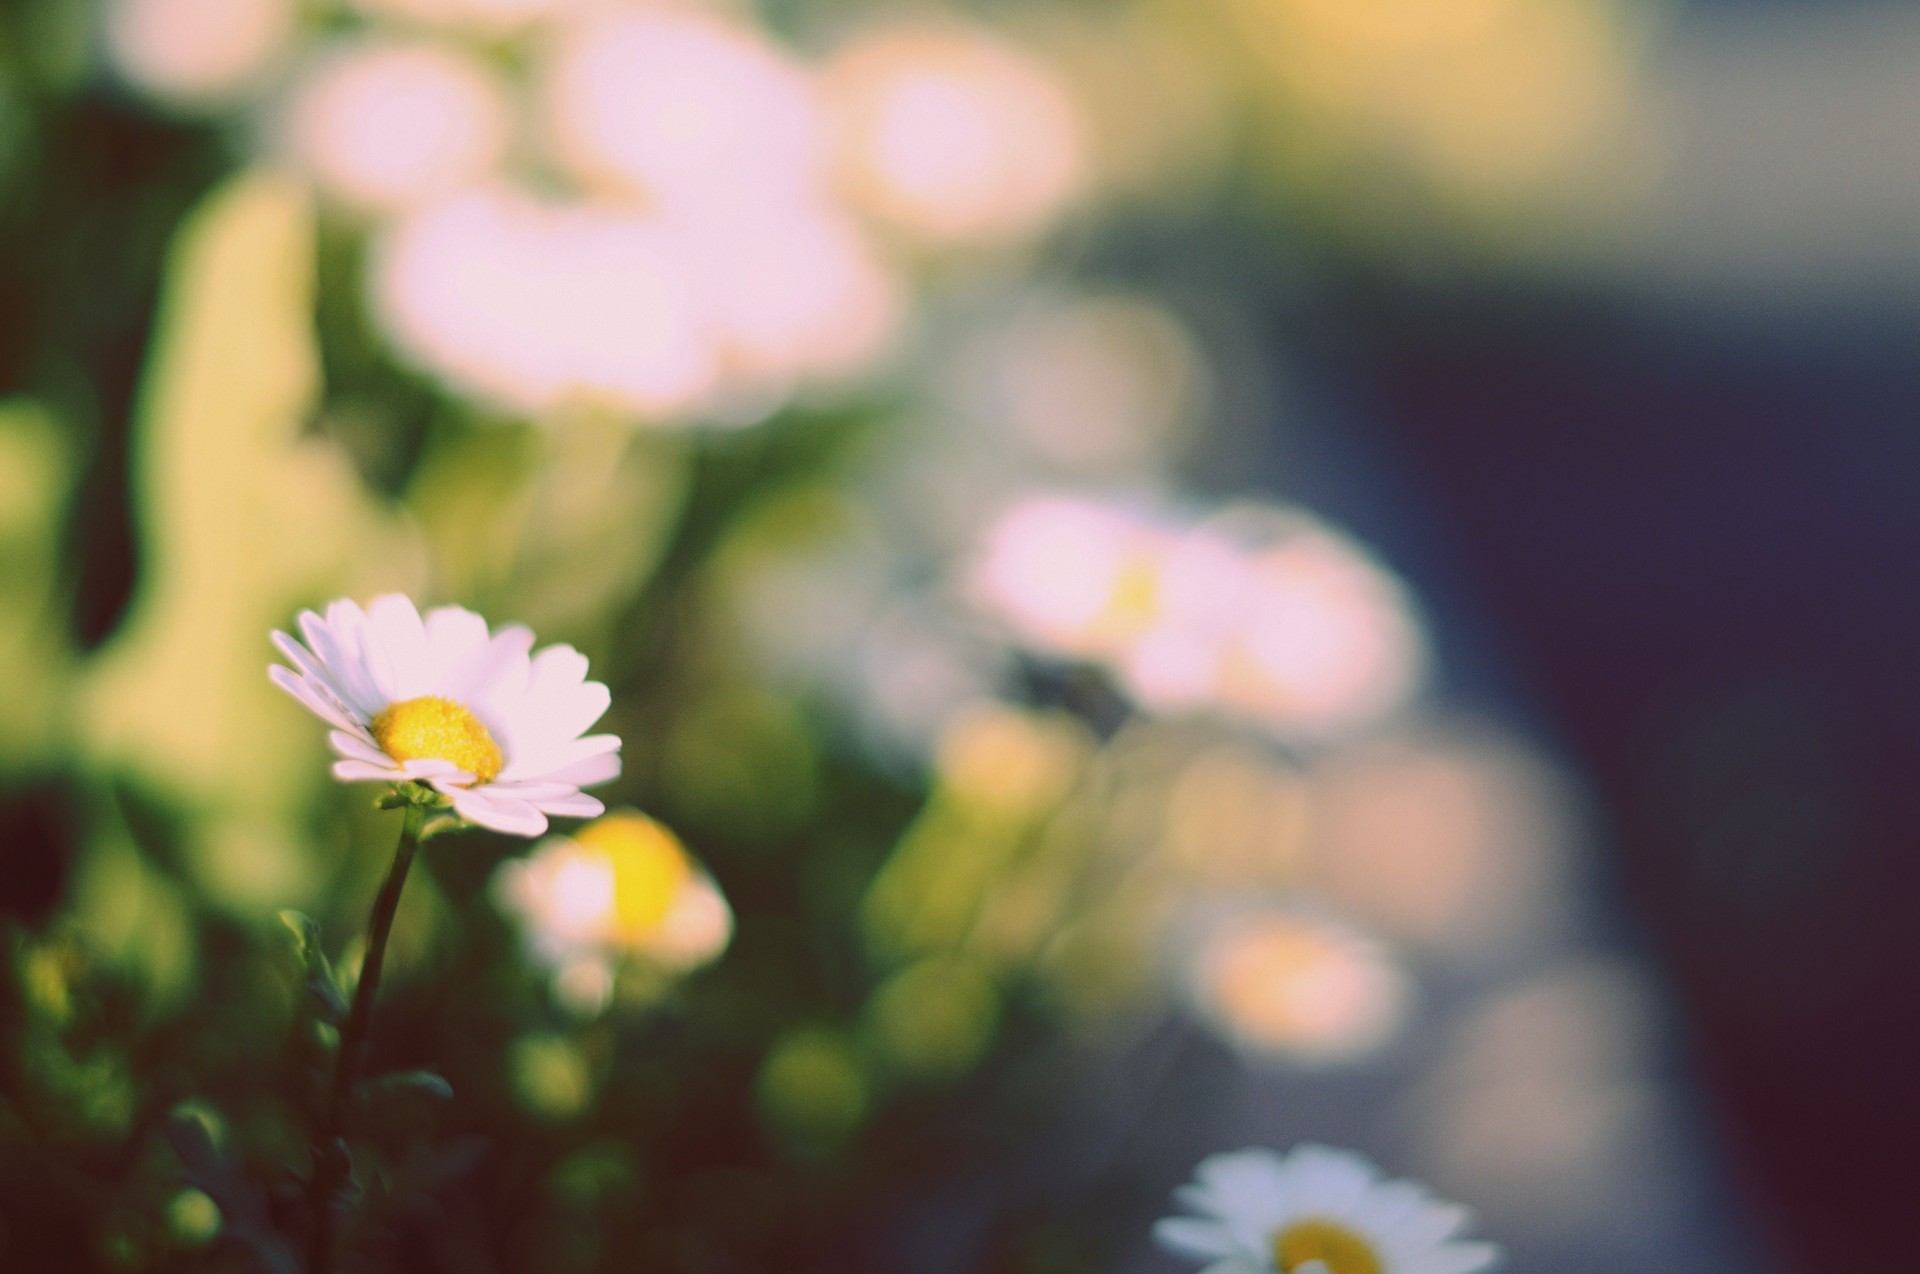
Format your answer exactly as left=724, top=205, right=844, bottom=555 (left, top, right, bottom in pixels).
left=668, top=201, right=903, bottom=383
left=1156, top=1144, right=1501, bottom=1274
left=825, top=25, right=1087, bottom=246
left=1208, top=510, right=1428, bottom=739
left=1116, top=524, right=1247, bottom=712
left=269, top=595, right=620, bottom=836
left=971, top=498, right=1425, bottom=741
left=369, top=187, right=720, bottom=420
left=970, top=494, right=1170, bottom=658
left=352, top=0, right=586, bottom=38
left=282, top=40, right=511, bottom=213
left=542, top=9, right=827, bottom=212
left=104, top=0, right=296, bottom=108
left=494, top=810, right=732, bottom=1010
left=1183, top=909, right=1410, bottom=1066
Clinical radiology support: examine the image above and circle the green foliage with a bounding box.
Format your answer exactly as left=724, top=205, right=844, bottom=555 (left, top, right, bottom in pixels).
left=279, top=910, right=349, bottom=1023
left=0, top=397, right=75, bottom=767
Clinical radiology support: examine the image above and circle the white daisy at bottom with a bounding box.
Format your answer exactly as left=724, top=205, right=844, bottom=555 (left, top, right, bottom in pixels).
left=270, top=594, right=620, bottom=837
left=1155, top=1145, right=1500, bottom=1274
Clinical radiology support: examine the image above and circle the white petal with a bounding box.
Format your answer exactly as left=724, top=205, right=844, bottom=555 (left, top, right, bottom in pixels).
left=271, top=631, right=368, bottom=726
left=1173, top=1183, right=1218, bottom=1213
left=269, top=666, right=363, bottom=734
left=1191, top=1149, right=1293, bottom=1223
left=1277, top=1144, right=1378, bottom=1215
left=1423, top=1242, right=1501, bottom=1274
left=461, top=624, right=536, bottom=706
left=449, top=786, right=548, bottom=837
left=550, top=679, right=613, bottom=742
left=525, top=791, right=603, bottom=819
left=486, top=781, right=583, bottom=801
left=303, top=601, right=386, bottom=716
left=421, top=605, right=492, bottom=694
left=1430, top=1204, right=1475, bottom=1240
left=367, top=594, right=432, bottom=701
left=501, top=733, right=620, bottom=783
left=497, top=679, right=613, bottom=764
left=402, top=758, right=467, bottom=782
left=527, top=643, right=591, bottom=700
left=328, top=730, right=391, bottom=766
left=1356, top=1185, right=1446, bottom=1249
left=1152, top=1219, right=1240, bottom=1261
left=533, top=749, right=623, bottom=789
left=333, top=759, right=408, bottom=782
left=519, top=675, right=611, bottom=749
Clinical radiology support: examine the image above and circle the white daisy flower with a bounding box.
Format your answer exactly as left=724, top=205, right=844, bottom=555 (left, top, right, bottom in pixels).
left=1155, top=1144, right=1500, bottom=1274
left=270, top=594, right=620, bottom=837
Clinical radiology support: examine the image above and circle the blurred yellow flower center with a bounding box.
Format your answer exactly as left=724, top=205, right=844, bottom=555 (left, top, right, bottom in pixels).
left=1102, top=552, right=1162, bottom=632
left=371, top=696, right=503, bottom=783
left=1273, top=1219, right=1381, bottom=1274
left=575, top=814, right=691, bottom=935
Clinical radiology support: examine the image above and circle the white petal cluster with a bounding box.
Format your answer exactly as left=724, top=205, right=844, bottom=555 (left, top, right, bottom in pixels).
left=1156, top=1144, right=1500, bottom=1274
left=824, top=25, right=1086, bottom=246
left=282, top=40, right=511, bottom=214
left=270, top=594, right=619, bottom=836
left=370, top=188, right=721, bottom=420
left=971, top=497, right=1425, bottom=741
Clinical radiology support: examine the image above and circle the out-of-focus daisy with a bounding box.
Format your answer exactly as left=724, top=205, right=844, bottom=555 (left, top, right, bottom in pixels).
left=369, top=187, right=719, bottom=420
left=967, top=496, right=1245, bottom=712
left=281, top=40, right=511, bottom=214
left=970, top=495, right=1171, bottom=658
left=270, top=595, right=619, bottom=836
left=1156, top=1144, right=1500, bottom=1274
left=1210, top=512, right=1427, bottom=740
left=667, top=202, right=902, bottom=384
left=493, top=810, right=731, bottom=1011
left=970, top=498, right=1424, bottom=742
left=541, top=9, right=826, bottom=212
left=825, top=24, right=1087, bottom=246
left=1184, top=909, right=1410, bottom=1066
left=104, top=0, right=296, bottom=108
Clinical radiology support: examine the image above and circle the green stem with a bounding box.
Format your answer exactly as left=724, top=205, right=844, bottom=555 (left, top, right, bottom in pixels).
left=306, top=800, right=425, bottom=1274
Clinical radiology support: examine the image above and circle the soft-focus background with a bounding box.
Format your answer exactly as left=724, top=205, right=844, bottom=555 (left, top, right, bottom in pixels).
left=3, top=0, right=1911, bottom=1269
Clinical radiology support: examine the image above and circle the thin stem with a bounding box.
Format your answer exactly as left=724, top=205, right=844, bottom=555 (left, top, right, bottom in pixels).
left=306, top=800, right=425, bottom=1274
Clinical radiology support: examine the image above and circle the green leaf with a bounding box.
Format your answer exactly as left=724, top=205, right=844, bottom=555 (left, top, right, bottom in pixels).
left=277, top=909, right=321, bottom=961
left=0, top=397, right=75, bottom=769
left=358, top=1069, right=454, bottom=1104
left=306, top=973, right=350, bottom=1023
left=278, top=909, right=348, bottom=1024
left=163, top=1109, right=222, bottom=1177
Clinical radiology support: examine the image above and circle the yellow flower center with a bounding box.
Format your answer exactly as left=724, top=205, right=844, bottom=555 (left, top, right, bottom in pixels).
left=573, top=813, right=692, bottom=937
left=1272, top=1219, right=1382, bottom=1274
left=1100, top=551, right=1162, bottom=634
left=370, top=695, right=504, bottom=784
